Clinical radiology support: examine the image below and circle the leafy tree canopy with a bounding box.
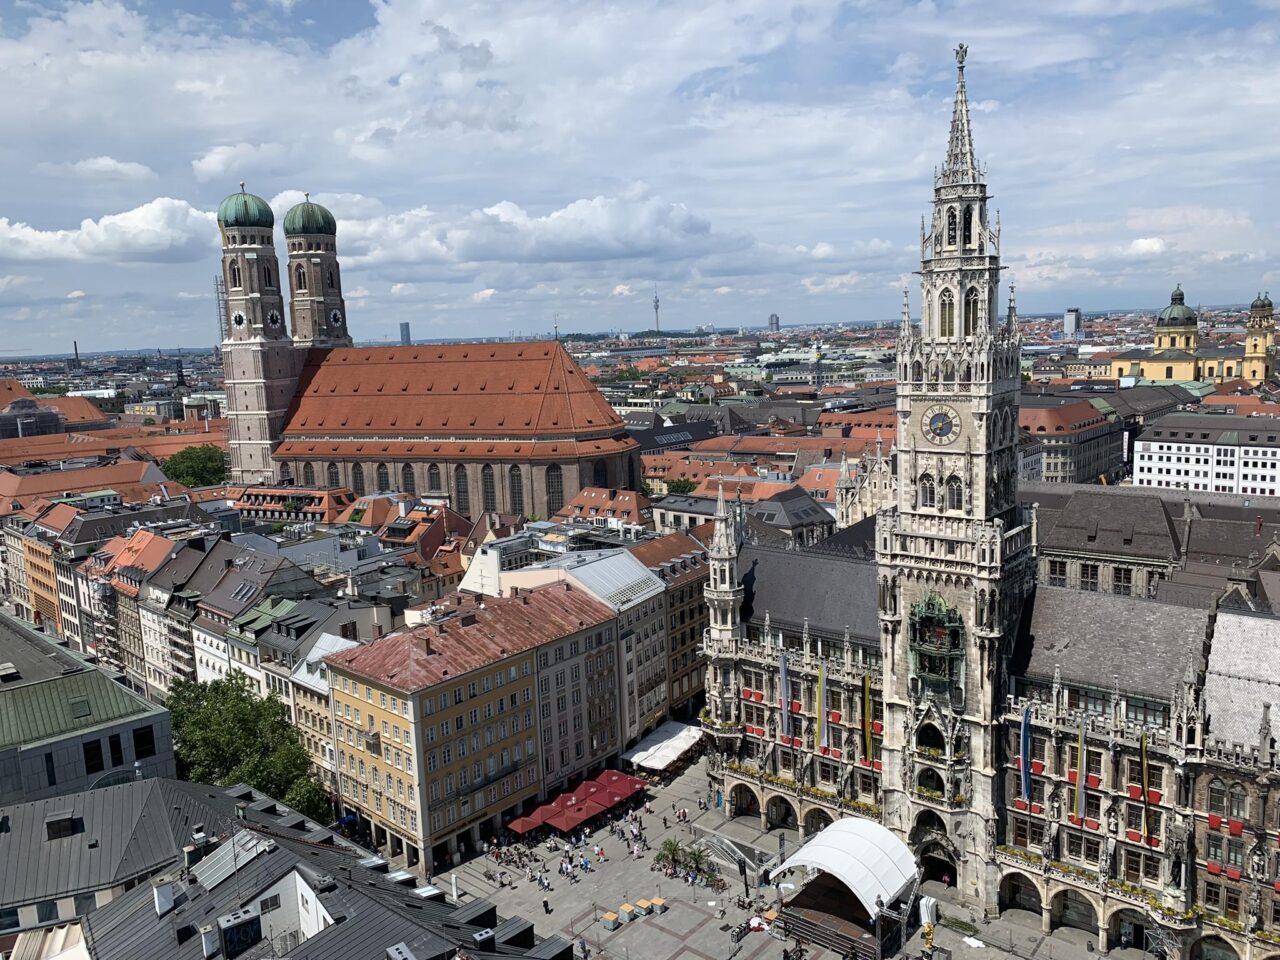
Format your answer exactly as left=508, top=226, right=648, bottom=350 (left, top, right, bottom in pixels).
left=161, top=444, right=229, bottom=488
left=666, top=478, right=698, bottom=495
left=168, top=674, right=314, bottom=803
left=284, top=777, right=334, bottom=823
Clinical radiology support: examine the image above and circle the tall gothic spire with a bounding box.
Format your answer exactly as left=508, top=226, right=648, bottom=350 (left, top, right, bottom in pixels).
left=711, top=482, right=735, bottom=556
left=942, top=43, right=978, bottom=185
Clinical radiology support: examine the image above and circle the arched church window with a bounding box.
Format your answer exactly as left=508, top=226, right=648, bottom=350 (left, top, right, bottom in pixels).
left=964, top=287, right=979, bottom=337
left=942, top=361, right=955, bottom=383
left=427, top=463, right=442, bottom=491
left=326, top=462, right=340, bottom=488
left=402, top=463, right=416, bottom=495
left=295, top=264, right=307, bottom=291
left=454, top=465, right=471, bottom=515
left=352, top=464, right=366, bottom=497
left=229, top=261, right=242, bottom=289
left=593, top=460, right=608, bottom=488
left=375, top=462, right=390, bottom=492
left=912, top=361, right=923, bottom=382
left=946, top=208, right=956, bottom=246
left=509, top=465, right=525, bottom=515
left=1229, top=783, right=1247, bottom=819
left=939, top=289, right=955, bottom=338
left=546, top=464, right=564, bottom=514
left=279, top=463, right=292, bottom=482
left=302, top=463, right=316, bottom=486
left=963, top=206, right=973, bottom=246
left=327, top=270, right=336, bottom=290
left=946, top=476, right=963, bottom=511
left=919, top=474, right=936, bottom=508
left=263, top=266, right=273, bottom=288
left=960, top=363, right=971, bottom=384
left=481, top=464, right=497, bottom=512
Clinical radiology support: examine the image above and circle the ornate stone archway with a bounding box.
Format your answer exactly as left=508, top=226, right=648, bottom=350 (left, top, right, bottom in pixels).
left=767, top=794, right=798, bottom=830
left=729, top=782, right=760, bottom=819
left=998, top=871, right=1043, bottom=916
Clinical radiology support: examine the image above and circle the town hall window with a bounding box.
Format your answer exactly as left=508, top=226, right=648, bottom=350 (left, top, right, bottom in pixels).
left=918, top=474, right=936, bottom=508
left=939, top=289, right=955, bottom=338
left=946, top=207, right=957, bottom=245
left=946, top=475, right=963, bottom=511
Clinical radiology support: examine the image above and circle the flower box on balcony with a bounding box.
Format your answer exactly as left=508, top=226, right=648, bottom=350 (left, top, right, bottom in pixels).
left=1228, top=819, right=1244, bottom=837
left=1069, top=814, right=1081, bottom=825
left=1014, top=799, right=1029, bottom=811
left=1128, top=785, right=1143, bottom=800
left=1126, top=829, right=1142, bottom=842
left=1208, top=814, right=1222, bottom=829
left=829, top=710, right=842, bottom=723
left=1226, top=867, right=1242, bottom=881
left=1067, top=771, right=1078, bottom=785
left=1147, top=790, right=1162, bottom=805
left=1274, top=881, right=1280, bottom=894
left=1031, top=760, right=1045, bottom=775
left=1206, top=862, right=1222, bottom=876
left=1085, top=818, right=1100, bottom=831
left=830, top=749, right=842, bottom=760
left=1147, top=836, right=1160, bottom=849
left=1031, top=803, right=1043, bottom=815
left=741, top=689, right=753, bottom=701
left=791, top=700, right=803, bottom=714
left=1086, top=774, right=1102, bottom=790
left=873, top=760, right=883, bottom=771
left=859, top=757, right=872, bottom=768
left=872, top=721, right=883, bottom=734
left=752, top=691, right=763, bottom=702
left=819, top=746, right=830, bottom=756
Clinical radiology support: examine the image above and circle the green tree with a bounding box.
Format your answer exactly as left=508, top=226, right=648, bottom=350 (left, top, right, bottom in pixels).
left=659, top=837, right=685, bottom=868
left=168, top=674, right=314, bottom=803
left=638, top=479, right=654, bottom=497
left=161, top=444, right=229, bottom=487
left=284, top=777, right=334, bottom=823
left=666, top=478, right=697, bottom=495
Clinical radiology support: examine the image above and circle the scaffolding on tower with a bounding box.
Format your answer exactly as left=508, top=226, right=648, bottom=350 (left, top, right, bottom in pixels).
left=213, top=274, right=227, bottom=360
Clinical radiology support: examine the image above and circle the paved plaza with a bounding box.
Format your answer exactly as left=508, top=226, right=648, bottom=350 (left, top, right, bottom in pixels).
left=438, top=758, right=1104, bottom=960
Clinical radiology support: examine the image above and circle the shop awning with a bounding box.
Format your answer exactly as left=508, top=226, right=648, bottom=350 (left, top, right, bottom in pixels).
left=620, top=720, right=704, bottom=770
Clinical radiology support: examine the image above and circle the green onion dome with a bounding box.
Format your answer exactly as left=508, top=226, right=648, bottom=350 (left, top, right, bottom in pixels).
left=216, top=182, right=275, bottom=229
left=283, top=194, right=337, bottom=237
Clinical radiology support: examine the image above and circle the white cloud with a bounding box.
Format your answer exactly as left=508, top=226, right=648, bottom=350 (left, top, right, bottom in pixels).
left=389, top=283, right=417, bottom=296
left=714, top=285, right=733, bottom=295
left=471, top=288, right=496, bottom=302
left=0, top=275, right=31, bottom=292
left=191, top=143, right=290, bottom=183
left=612, top=284, right=633, bottom=296
left=176, top=291, right=209, bottom=300
left=38, top=156, right=156, bottom=180
left=66, top=289, right=85, bottom=299
left=0, top=199, right=216, bottom=263
left=1126, top=237, right=1166, bottom=257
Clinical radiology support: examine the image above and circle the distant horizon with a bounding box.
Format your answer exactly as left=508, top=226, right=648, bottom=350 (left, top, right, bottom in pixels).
left=0, top=3, right=1275, bottom=353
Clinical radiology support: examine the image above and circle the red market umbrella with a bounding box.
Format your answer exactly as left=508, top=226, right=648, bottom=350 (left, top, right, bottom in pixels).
left=507, top=816, right=541, bottom=834
left=544, top=809, right=580, bottom=832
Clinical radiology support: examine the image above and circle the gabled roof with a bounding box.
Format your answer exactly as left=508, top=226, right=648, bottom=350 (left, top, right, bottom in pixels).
left=281, top=340, right=626, bottom=442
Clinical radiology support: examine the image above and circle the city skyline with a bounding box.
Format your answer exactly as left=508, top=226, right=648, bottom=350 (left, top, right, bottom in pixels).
left=0, top=1, right=1277, bottom=352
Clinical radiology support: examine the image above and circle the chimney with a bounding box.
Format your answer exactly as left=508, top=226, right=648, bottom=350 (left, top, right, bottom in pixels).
left=398, top=499, right=409, bottom=518
left=153, top=877, right=176, bottom=918
left=508, top=585, right=519, bottom=599
left=200, top=924, right=218, bottom=959
left=420, top=632, right=433, bottom=656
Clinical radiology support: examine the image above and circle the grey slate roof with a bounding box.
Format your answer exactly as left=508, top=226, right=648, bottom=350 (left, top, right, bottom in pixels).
left=739, top=542, right=878, bottom=645
left=1011, top=586, right=1209, bottom=700
left=1036, top=490, right=1179, bottom=561
left=1202, top=609, right=1280, bottom=748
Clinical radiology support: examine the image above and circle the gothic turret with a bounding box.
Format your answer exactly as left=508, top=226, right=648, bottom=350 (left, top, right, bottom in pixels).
left=285, top=194, right=352, bottom=348
left=876, top=45, right=1035, bottom=914
left=704, top=484, right=745, bottom=731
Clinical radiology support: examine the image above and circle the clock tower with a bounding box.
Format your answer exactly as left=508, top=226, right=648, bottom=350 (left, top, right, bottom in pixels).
left=875, top=46, right=1035, bottom=912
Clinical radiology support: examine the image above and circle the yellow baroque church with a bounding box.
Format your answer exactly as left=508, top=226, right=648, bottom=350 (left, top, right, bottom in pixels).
left=1109, top=285, right=1275, bottom=386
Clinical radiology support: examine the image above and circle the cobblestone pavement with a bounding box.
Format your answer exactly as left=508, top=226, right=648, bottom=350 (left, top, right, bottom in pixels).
left=444, top=758, right=1102, bottom=960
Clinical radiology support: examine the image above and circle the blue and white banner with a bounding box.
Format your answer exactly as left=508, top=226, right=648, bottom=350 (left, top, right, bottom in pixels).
left=1019, top=705, right=1032, bottom=803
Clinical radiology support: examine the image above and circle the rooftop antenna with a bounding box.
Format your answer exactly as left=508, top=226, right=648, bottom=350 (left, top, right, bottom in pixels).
left=653, top=285, right=660, bottom=335
left=554, top=315, right=560, bottom=341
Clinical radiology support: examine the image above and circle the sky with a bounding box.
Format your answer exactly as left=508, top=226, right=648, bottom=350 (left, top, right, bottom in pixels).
left=0, top=0, right=1277, bottom=353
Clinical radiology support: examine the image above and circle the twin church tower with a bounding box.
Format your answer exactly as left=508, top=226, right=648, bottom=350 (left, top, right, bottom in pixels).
left=216, top=188, right=352, bottom=482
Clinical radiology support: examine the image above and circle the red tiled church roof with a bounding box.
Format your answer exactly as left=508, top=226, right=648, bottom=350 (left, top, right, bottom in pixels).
left=281, top=341, right=627, bottom=443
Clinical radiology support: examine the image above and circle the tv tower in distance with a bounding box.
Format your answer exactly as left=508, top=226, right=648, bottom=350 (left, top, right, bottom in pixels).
left=652, top=285, right=660, bottom=335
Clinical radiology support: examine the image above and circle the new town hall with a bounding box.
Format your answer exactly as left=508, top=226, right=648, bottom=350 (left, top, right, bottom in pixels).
left=704, top=48, right=1280, bottom=960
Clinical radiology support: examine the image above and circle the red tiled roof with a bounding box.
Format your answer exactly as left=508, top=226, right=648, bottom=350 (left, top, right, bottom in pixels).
left=625, top=532, right=708, bottom=586
left=0, top=380, right=33, bottom=403
left=0, top=460, right=160, bottom=516
left=325, top=584, right=614, bottom=693
left=281, top=341, right=628, bottom=444
left=555, top=487, right=652, bottom=525
left=273, top=435, right=637, bottom=463
left=42, top=395, right=110, bottom=424
left=1019, top=401, right=1109, bottom=434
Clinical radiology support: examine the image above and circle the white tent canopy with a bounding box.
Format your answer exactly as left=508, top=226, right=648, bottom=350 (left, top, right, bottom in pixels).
left=620, top=719, right=703, bottom=770
left=775, top=818, right=918, bottom=920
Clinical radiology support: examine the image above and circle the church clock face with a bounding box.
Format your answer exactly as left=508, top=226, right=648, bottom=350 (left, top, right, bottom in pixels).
left=922, top=404, right=960, bottom=444
left=267, top=311, right=281, bottom=328
left=330, top=310, right=343, bottom=328
left=232, top=312, right=246, bottom=328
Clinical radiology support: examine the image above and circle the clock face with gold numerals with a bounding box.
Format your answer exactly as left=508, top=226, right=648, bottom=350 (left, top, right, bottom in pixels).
left=922, top=404, right=960, bottom=444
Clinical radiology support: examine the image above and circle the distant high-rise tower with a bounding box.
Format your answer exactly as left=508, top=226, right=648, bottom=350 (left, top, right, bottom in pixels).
left=652, top=286, right=660, bottom=334
left=1063, top=306, right=1081, bottom=338
left=768, top=313, right=781, bottom=333
left=399, top=322, right=411, bottom=346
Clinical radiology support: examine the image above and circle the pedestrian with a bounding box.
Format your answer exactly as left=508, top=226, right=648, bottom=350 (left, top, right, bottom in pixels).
left=543, top=897, right=551, bottom=915
left=578, top=936, right=590, bottom=959
left=663, top=815, right=668, bottom=829
left=672, top=800, right=677, bottom=812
